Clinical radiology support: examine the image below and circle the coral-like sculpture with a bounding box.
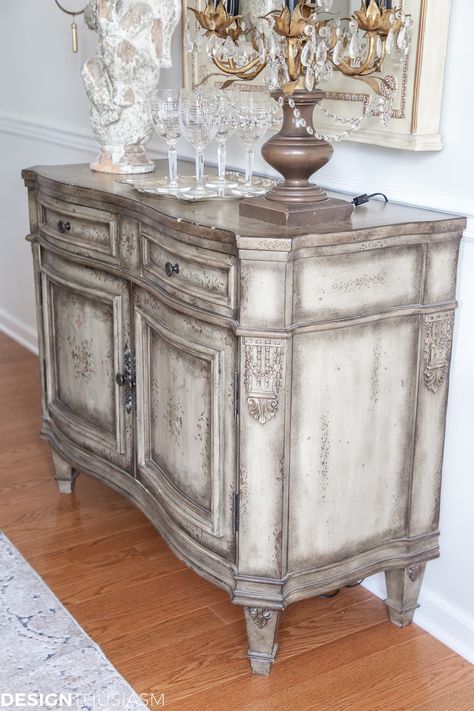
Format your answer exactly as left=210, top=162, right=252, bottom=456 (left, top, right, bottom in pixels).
left=82, top=0, right=181, bottom=174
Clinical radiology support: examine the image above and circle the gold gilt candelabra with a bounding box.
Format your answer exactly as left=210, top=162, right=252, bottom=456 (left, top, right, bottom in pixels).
left=188, top=0, right=412, bottom=226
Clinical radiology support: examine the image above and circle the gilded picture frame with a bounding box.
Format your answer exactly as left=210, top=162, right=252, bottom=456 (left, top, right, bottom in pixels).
left=182, top=0, right=452, bottom=151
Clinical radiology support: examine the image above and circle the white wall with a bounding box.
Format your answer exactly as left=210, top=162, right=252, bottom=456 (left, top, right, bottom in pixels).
left=0, top=0, right=473, bottom=663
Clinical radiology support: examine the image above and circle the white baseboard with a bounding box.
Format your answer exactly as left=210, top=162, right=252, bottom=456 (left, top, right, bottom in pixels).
left=363, top=575, right=474, bottom=664
left=0, top=309, right=38, bottom=355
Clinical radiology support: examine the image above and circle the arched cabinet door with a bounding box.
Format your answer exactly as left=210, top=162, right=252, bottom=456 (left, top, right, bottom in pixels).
left=40, top=250, right=133, bottom=472
left=133, top=287, right=238, bottom=559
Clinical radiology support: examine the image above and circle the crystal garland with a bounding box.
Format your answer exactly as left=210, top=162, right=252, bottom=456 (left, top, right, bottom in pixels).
left=284, top=92, right=382, bottom=144
left=198, top=78, right=397, bottom=145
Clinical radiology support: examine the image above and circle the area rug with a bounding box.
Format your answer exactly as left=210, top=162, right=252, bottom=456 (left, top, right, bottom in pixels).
left=0, top=532, right=150, bottom=710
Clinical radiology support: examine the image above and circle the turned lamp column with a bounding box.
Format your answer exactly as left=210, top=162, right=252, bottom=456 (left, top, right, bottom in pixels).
left=366, top=1, right=393, bottom=7
left=239, top=91, right=354, bottom=227
left=214, top=0, right=240, bottom=13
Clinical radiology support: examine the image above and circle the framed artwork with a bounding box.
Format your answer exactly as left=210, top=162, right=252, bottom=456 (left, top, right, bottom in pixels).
left=182, top=0, right=452, bottom=151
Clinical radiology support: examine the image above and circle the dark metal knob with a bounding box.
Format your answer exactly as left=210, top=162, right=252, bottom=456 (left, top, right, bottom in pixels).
left=165, top=262, right=180, bottom=277
left=58, top=220, right=71, bottom=234
left=115, top=373, right=126, bottom=387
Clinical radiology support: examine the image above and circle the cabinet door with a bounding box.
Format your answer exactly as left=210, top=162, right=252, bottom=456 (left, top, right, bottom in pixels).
left=134, top=288, right=237, bottom=556
left=41, top=251, right=133, bottom=471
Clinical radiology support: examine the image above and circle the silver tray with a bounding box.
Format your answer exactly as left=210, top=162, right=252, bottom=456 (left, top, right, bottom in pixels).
left=116, top=172, right=277, bottom=203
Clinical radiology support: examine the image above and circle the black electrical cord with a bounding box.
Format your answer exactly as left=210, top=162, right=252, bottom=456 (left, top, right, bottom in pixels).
left=352, top=192, right=389, bottom=207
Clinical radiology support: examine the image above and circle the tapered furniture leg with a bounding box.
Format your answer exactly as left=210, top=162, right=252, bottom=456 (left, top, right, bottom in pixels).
left=51, top=449, right=78, bottom=494
left=244, top=606, right=281, bottom=675
left=385, top=563, right=426, bottom=627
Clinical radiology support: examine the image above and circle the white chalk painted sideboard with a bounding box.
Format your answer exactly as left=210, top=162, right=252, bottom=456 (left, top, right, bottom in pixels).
left=23, top=163, right=465, bottom=675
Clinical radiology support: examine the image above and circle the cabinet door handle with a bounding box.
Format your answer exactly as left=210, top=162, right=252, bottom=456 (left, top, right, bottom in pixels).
left=116, top=343, right=135, bottom=413
left=58, top=220, right=71, bottom=234
left=165, top=262, right=180, bottom=277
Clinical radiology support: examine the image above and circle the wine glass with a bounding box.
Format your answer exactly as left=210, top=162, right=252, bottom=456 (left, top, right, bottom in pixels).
left=151, top=89, right=191, bottom=194
left=232, top=91, right=274, bottom=197
left=179, top=89, right=218, bottom=199
left=206, top=90, right=238, bottom=190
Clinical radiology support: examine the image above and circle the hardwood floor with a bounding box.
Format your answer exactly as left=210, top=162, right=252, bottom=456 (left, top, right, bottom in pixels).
left=1, top=331, right=473, bottom=710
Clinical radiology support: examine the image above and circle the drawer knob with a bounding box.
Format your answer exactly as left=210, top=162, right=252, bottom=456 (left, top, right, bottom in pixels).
left=58, top=220, right=71, bottom=234
left=165, top=262, right=180, bottom=277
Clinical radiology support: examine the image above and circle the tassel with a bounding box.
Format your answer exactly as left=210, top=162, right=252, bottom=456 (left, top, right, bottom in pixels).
left=71, top=16, right=78, bottom=53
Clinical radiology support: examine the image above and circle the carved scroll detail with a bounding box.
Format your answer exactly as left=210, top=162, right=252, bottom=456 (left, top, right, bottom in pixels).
left=243, top=339, right=283, bottom=424
left=423, top=313, right=454, bottom=393
left=408, top=564, right=425, bottom=583
left=247, top=607, right=272, bottom=629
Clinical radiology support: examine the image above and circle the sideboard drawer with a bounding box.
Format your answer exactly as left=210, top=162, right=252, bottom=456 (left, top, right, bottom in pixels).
left=293, top=245, right=424, bottom=324
left=141, top=229, right=236, bottom=314
left=39, top=193, right=119, bottom=263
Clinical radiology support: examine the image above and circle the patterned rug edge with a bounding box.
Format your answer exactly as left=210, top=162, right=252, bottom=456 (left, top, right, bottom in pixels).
left=0, top=531, right=153, bottom=710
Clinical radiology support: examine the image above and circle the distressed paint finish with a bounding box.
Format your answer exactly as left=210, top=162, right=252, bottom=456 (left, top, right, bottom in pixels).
left=39, top=193, right=119, bottom=264
left=423, top=312, right=455, bottom=393
left=385, top=563, right=427, bottom=627
left=133, top=286, right=237, bottom=552
left=244, top=606, right=281, bottom=675
left=293, top=245, right=424, bottom=323
left=244, top=338, right=284, bottom=425
left=23, top=162, right=465, bottom=676
left=237, top=335, right=288, bottom=580
left=410, top=311, right=455, bottom=537
left=50, top=449, right=78, bottom=495
left=289, top=317, right=420, bottom=569
left=424, top=239, right=460, bottom=304
left=118, top=217, right=141, bottom=270
left=40, top=250, right=133, bottom=471
left=140, top=312, right=215, bottom=512
left=141, top=227, right=236, bottom=315
left=239, top=259, right=288, bottom=330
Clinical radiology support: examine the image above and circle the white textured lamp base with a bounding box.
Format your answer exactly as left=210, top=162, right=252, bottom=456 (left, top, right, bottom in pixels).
left=91, top=145, right=155, bottom=175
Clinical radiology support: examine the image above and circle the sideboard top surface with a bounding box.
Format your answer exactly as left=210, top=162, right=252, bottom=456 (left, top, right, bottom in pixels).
left=24, top=162, right=466, bottom=250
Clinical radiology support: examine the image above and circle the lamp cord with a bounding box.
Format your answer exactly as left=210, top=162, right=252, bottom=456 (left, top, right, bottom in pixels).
left=353, top=192, right=389, bottom=207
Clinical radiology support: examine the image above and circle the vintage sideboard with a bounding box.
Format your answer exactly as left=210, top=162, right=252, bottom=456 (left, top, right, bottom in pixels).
left=23, top=163, right=465, bottom=675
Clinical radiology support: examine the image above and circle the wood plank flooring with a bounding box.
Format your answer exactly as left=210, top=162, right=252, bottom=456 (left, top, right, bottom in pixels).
left=0, top=332, right=473, bottom=710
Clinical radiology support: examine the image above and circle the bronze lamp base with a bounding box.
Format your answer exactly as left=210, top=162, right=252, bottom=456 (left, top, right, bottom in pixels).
left=240, top=194, right=353, bottom=228
left=239, top=91, right=354, bottom=228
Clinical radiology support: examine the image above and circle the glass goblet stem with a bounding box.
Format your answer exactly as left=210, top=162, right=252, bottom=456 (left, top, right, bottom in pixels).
left=195, top=149, right=205, bottom=191
left=217, top=141, right=227, bottom=182
left=245, top=146, right=254, bottom=187
left=168, top=144, right=178, bottom=187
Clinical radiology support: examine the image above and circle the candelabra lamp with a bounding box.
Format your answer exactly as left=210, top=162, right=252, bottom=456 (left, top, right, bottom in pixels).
left=188, top=0, right=412, bottom=226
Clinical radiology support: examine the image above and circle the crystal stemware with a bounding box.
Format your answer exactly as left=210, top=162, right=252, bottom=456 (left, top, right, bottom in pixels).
left=231, top=92, right=274, bottom=198
left=179, top=89, right=218, bottom=199
left=151, top=89, right=191, bottom=194
left=206, top=91, right=238, bottom=190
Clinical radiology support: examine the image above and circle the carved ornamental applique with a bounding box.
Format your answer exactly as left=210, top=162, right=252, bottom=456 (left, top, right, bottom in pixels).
left=243, top=339, right=283, bottom=425
left=423, top=313, right=455, bottom=393
left=408, top=564, right=425, bottom=583
left=247, top=607, right=272, bottom=629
